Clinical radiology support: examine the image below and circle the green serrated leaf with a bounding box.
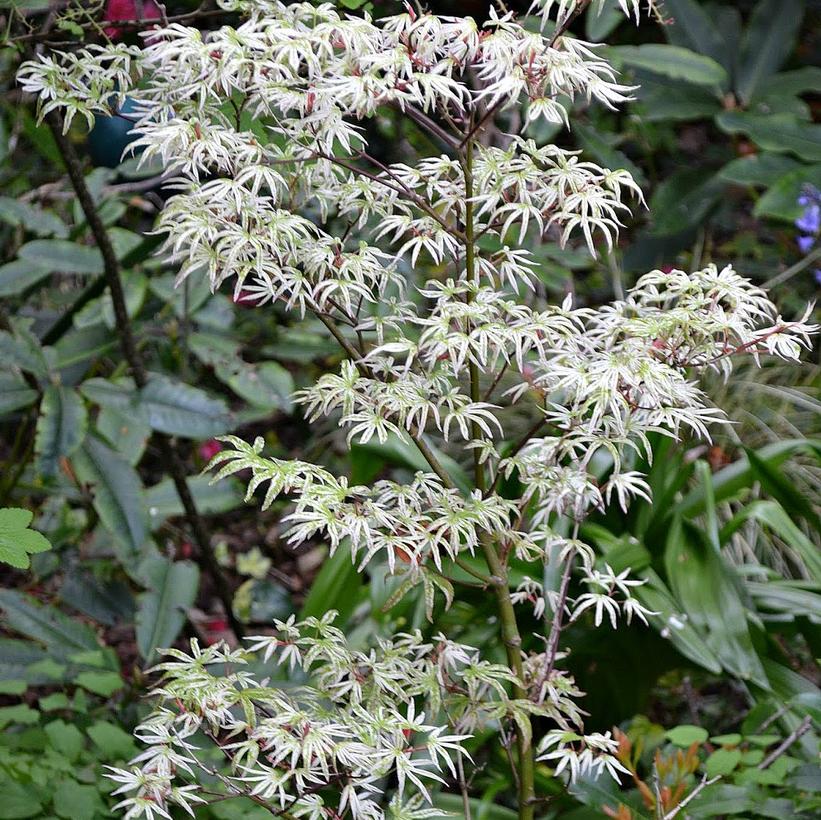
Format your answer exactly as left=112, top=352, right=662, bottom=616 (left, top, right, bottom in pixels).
left=35, top=386, right=87, bottom=477
left=70, top=436, right=148, bottom=565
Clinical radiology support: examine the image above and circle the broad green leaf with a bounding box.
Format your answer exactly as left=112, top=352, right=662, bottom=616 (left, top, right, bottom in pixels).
left=52, top=780, right=99, bottom=820
left=53, top=326, right=117, bottom=370
left=70, top=436, right=148, bottom=564
left=0, top=590, right=99, bottom=655
left=758, top=67, right=821, bottom=100
left=86, top=721, right=137, bottom=760
left=635, top=73, right=722, bottom=121
left=96, top=405, right=150, bottom=465
left=634, top=569, right=723, bottom=674
left=665, top=724, right=708, bottom=747
left=687, top=784, right=757, bottom=817
left=214, top=359, right=295, bottom=412
left=0, top=779, right=44, bottom=819
left=0, top=704, right=38, bottom=729
left=18, top=240, right=103, bottom=274
left=584, top=0, right=623, bottom=42
left=299, top=545, right=363, bottom=627
left=44, top=719, right=84, bottom=761
left=662, top=0, right=728, bottom=69
left=0, top=197, right=67, bottom=237
left=754, top=163, right=821, bottom=222
left=736, top=0, right=804, bottom=104
left=145, top=474, right=244, bottom=527
left=136, top=556, right=199, bottom=661
left=0, top=372, right=37, bottom=415
left=0, top=507, right=51, bottom=570
left=100, top=269, right=147, bottom=330
left=138, top=374, right=231, bottom=438
left=74, top=269, right=146, bottom=329
left=716, top=112, right=821, bottom=162
left=60, top=571, right=135, bottom=626
left=74, top=670, right=124, bottom=697
left=705, top=747, right=742, bottom=777
left=0, top=259, right=51, bottom=296
left=711, top=733, right=742, bottom=746
left=649, top=169, right=724, bottom=236
left=664, top=520, right=768, bottom=687
left=34, top=385, right=87, bottom=477
left=78, top=376, right=134, bottom=411
left=0, top=638, right=60, bottom=684
left=611, top=44, right=727, bottom=87
left=718, top=154, right=801, bottom=188
left=188, top=330, right=241, bottom=364
left=83, top=374, right=231, bottom=439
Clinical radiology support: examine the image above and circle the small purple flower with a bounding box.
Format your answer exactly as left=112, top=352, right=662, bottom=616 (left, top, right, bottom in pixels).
left=796, top=202, right=820, bottom=235
left=795, top=184, right=821, bottom=257
left=814, top=269, right=821, bottom=286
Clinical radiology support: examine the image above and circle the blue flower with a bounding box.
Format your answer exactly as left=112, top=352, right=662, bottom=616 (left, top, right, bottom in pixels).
left=796, top=202, right=820, bottom=235
left=795, top=185, right=821, bottom=257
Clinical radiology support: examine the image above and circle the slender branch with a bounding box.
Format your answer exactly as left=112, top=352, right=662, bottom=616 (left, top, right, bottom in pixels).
left=457, top=753, right=473, bottom=820
left=763, top=247, right=821, bottom=289
left=313, top=311, right=457, bottom=489
left=757, top=716, right=812, bottom=770
left=661, top=774, right=721, bottom=820
left=461, top=134, right=536, bottom=820
left=482, top=360, right=509, bottom=402
left=45, top=110, right=244, bottom=642
left=537, top=548, right=574, bottom=690
left=397, top=103, right=462, bottom=151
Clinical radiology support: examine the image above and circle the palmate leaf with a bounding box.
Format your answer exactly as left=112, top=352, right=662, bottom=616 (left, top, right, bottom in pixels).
left=0, top=508, right=51, bottom=569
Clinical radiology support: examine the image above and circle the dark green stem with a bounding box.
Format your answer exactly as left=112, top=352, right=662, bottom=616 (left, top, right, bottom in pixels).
left=46, top=111, right=244, bottom=641
left=462, top=138, right=536, bottom=820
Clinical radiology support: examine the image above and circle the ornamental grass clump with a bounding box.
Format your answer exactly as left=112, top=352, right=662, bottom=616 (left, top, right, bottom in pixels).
left=19, top=1, right=817, bottom=818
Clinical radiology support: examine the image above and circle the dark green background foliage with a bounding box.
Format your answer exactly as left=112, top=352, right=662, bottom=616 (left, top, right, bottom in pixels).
left=0, top=1, right=818, bottom=817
